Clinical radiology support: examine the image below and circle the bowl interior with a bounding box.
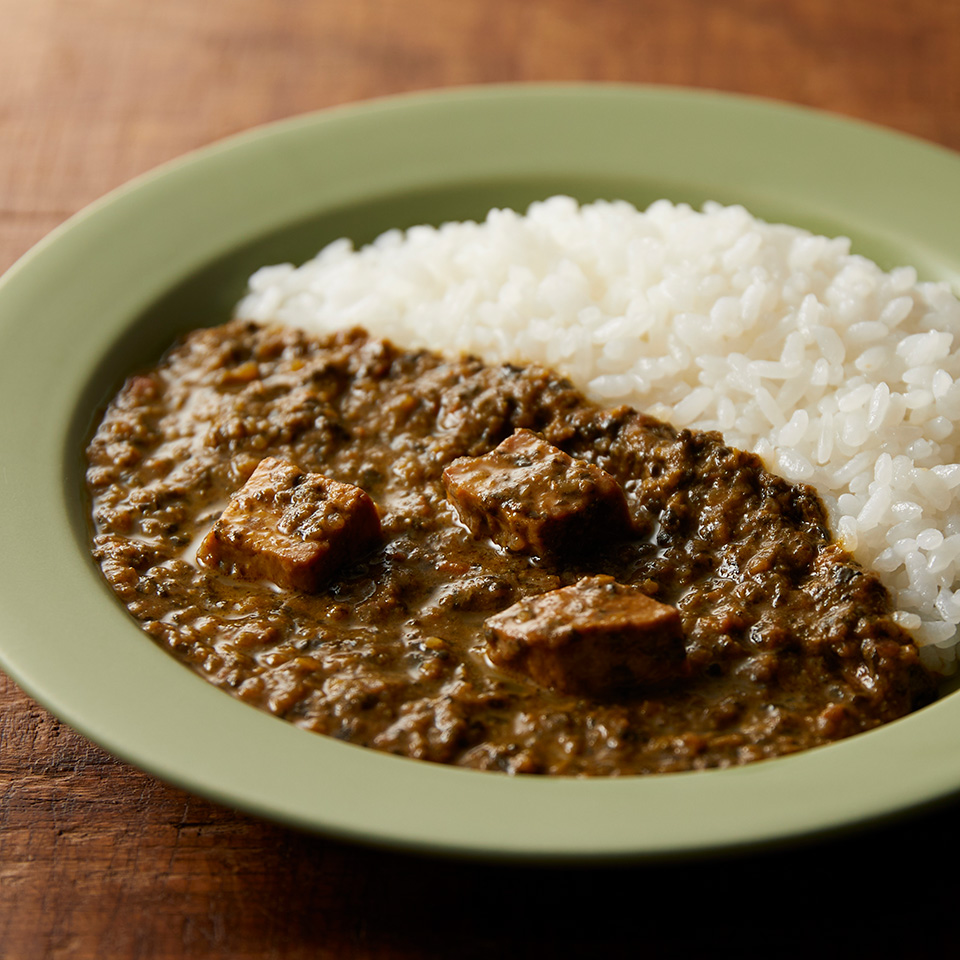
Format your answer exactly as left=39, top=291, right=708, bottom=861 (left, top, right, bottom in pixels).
left=67, top=168, right=959, bottom=541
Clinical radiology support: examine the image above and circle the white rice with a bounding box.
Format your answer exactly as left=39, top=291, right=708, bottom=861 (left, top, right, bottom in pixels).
left=237, top=196, right=960, bottom=672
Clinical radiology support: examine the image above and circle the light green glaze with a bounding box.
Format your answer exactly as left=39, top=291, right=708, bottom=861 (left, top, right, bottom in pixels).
left=1, top=85, right=959, bottom=862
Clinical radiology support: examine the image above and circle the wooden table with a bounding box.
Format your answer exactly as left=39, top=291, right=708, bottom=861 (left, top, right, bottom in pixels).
left=2, top=2, right=959, bottom=956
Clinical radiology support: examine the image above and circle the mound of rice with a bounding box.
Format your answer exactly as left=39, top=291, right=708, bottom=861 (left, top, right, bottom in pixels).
left=237, top=197, right=960, bottom=671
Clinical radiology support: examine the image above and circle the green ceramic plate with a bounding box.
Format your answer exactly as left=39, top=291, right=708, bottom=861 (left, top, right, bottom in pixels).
left=2, top=84, right=959, bottom=862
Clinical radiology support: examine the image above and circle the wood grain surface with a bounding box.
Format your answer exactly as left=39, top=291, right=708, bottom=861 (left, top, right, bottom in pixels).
left=2, top=1, right=959, bottom=957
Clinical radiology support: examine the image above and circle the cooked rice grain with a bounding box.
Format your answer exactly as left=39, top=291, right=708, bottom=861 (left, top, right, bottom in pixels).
left=237, top=197, right=960, bottom=671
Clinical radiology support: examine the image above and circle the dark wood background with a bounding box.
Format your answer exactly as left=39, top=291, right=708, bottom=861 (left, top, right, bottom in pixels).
left=2, top=2, right=959, bottom=957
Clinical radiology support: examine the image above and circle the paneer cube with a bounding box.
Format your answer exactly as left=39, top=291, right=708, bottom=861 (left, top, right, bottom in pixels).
left=484, top=575, right=685, bottom=697
left=197, top=457, right=381, bottom=592
left=442, top=429, right=632, bottom=557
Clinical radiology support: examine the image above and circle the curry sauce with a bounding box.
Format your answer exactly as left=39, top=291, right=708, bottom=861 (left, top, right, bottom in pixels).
left=86, top=321, right=935, bottom=775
